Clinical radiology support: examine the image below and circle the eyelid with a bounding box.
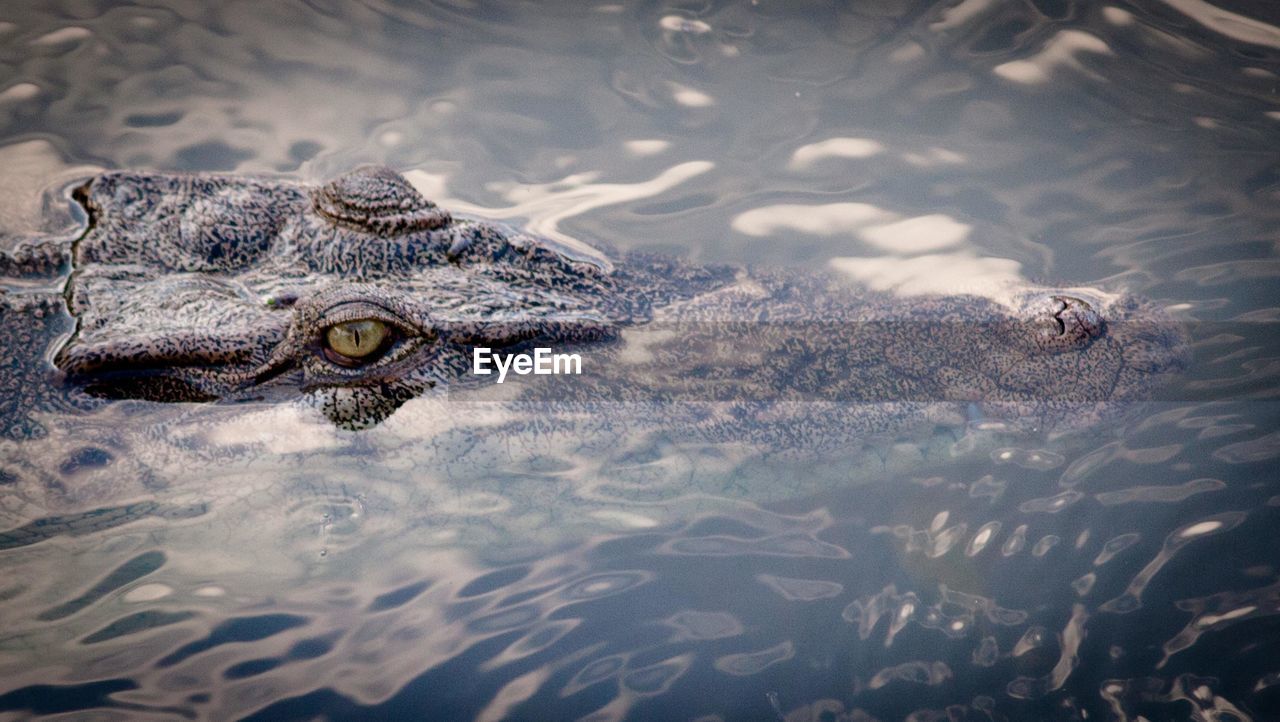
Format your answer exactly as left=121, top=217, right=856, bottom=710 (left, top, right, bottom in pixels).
left=318, top=301, right=420, bottom=335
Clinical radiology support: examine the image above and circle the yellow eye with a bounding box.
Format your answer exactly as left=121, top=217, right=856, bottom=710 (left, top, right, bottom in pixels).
left=325, top=319, right=390, bottom=360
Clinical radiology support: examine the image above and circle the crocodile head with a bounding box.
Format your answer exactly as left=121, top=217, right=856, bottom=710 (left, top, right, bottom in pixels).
left=54, top=166, right=618, bottom=428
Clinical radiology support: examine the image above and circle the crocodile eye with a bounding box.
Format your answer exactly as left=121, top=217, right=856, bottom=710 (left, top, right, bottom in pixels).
left=324, top=319, right=391, bottom=365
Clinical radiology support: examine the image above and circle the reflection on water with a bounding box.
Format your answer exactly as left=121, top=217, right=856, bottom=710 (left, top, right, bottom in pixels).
left=4, top=411, right=1278, bottom=719
left=2, top=0, right=1280, bottom=719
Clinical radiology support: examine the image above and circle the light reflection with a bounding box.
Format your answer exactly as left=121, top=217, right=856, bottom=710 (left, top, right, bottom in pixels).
left=0, top=83, right=40, bottom=104
left=900, top=146, right=967, bottom=167
left=622, top=139, right=670, bottom=157
left=731, top=202, right=892, bottom=237
left=403, top=160, right=714, bottom=269
left=668, top=83, right=715, bottom=108
left=755, top=574, right=843, bottom=602
left=787, top=137, right=884, bottom=170
left=829, top=252, right=1026, bottom=300
left=30, top=26, right=92, bottom=45
left=200, top=404, right=341, bottom=454
left=858, top=214, right=971, bottom=253
left=0, top=139, right=100, bottom=235
left=930, top=0, right=997, bottom=31
left=965, top=521, right=1000, bottom=556
left=1100, top=511, right=1248, bottom=614
left=993, top=30, right=1112, bottom=85
left=713, top=641, right=794, bottom=676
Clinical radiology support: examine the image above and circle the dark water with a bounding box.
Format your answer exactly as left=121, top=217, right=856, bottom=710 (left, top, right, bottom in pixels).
left=2, top=1, right=1280, bottom=720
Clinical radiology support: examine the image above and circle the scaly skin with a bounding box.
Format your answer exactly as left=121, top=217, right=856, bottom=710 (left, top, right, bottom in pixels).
left=0, top=165, right=1186, bottom=436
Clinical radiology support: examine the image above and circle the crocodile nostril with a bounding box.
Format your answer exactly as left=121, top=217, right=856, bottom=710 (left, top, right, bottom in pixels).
left=1034, top=295, right=1104, bottom=352
left=1035, top=316, right=1065, bottom=337
left=1055, top=296, right=1103, bottom=334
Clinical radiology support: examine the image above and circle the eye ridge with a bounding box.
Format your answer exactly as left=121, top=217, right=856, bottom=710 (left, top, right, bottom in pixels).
left=319, top=300, right=412, bottom=328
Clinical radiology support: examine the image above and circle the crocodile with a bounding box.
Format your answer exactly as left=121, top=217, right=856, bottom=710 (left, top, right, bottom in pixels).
left=0, top=165, right=1186, bottom=439
left=0, top=162, right=1194, bottom=557
left=1, top=167, right=1271, bottom=721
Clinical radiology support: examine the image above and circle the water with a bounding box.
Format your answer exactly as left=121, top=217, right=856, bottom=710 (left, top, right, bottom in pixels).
left=1, top=0, right=1279, bottom=719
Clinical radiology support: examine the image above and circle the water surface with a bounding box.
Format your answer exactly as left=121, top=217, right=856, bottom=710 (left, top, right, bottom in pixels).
left=1, top=1, right=1279, bottom=719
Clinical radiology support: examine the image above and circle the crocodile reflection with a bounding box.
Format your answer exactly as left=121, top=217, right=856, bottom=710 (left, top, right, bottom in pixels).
left=6, top=424, right=1269, bottom=721
left=2, top=165, right=1185, bottom=432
